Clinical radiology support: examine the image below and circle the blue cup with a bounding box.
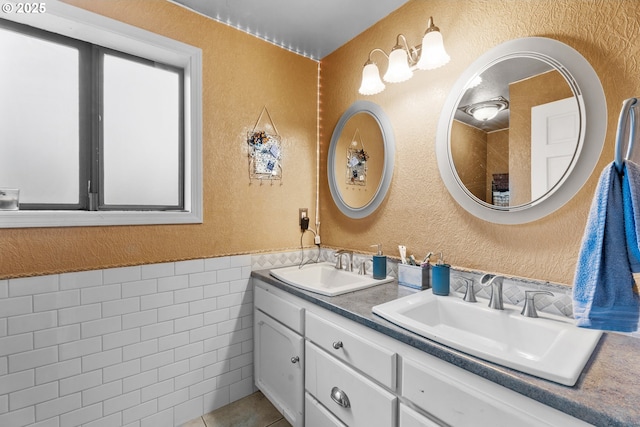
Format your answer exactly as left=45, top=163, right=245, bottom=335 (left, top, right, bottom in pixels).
left=431, top=264, right=450, bottom=296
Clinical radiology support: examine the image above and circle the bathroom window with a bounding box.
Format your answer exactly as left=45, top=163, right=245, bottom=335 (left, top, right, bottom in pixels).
left=0, top=3, right=202, bottom=228
left=0, top=23, right=86, bottom=209
left=101, top=51, right=184, bottom=210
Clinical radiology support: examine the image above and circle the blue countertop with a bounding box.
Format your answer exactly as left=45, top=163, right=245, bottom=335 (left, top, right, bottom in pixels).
left=252, top=269, right=640, bottom=427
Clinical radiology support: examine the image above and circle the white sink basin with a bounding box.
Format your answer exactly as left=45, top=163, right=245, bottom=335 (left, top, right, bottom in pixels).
left=270, top=262, right=393, bottom=296
left=372, top=290, right=602, bottom=386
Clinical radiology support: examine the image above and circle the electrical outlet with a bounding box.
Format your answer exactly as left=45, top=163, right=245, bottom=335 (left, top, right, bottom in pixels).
left=299, top=208, right=308, bottom=227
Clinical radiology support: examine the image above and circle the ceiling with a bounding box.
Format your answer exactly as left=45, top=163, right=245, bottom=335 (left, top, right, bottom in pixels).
left=168, top=0, right=560, bottom=134
left=169, top=0, right=410, bottom=60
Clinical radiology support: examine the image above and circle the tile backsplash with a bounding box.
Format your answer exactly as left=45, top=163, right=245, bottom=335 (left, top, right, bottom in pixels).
left=254, top=249, right=575, bottom=318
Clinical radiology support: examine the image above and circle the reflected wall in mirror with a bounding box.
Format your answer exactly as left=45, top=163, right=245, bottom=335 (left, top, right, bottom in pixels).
left=436, top=37, right=606, bottom=224
left=328, top=101, right=395, bottom=219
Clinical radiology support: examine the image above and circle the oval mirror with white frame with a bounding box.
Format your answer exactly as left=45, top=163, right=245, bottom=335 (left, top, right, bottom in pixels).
left=436, top=37, right=606, bottom=224
left=328, top=101, right=395, bottom=219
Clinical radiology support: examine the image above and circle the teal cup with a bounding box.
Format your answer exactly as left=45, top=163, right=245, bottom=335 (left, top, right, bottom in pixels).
left=431, top=264, right=450, bottom=296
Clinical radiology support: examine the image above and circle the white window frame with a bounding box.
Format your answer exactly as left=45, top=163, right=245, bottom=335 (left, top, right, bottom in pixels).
left=0, top=0, right=202, bottom=228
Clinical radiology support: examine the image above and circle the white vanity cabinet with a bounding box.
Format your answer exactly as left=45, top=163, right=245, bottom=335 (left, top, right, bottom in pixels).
left=253, top=278, right=592, bottom=427
left=254, top=285, right=304, bottom=427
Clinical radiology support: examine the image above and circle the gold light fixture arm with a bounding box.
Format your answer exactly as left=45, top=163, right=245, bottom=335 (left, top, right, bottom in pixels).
left=425, top=16, right=439, bottom=34
left=364, top=48, right=388, bottom=65
left=394, top=34, right=420, bottom=66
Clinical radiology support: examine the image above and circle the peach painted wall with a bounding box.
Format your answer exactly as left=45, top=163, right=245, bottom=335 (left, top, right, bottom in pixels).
left=451, top=120, right=487, bottom=201
left=0, top=0, right=319, bottom=278
left=320, top=0, right=640, bottom=285
left=486, top=129, right=509, bottom=203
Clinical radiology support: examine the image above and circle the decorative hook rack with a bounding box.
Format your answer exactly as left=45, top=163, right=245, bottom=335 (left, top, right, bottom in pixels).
left=247, top=106, right=282, bottom=183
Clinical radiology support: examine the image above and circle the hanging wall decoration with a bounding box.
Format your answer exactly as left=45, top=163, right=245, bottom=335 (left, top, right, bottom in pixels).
left=247, top=106, right=282, bottom=183
left=346, top=128, right=369, bottom=186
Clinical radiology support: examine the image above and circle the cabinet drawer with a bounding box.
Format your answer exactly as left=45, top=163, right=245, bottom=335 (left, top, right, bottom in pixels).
left=399, top=403, right=442, bottom=427
left=305, top=392, right=346, bottom=427
left=305, top=311, right=396, bottom=389
left=306, top=341, right=397, bottom=427
left=402, top=357, right=590, bottom=427
left=255, top=283, right=304, bottom=334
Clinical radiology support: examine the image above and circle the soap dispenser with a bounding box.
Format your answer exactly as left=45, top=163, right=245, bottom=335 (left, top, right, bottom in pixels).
left=371, top=244, right=387, bottom=280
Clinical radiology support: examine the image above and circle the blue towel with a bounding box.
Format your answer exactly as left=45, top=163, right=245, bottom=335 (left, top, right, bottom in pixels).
left=573, top=162, right=640, bottom=332
left=623, top=160, right=640, bottom=271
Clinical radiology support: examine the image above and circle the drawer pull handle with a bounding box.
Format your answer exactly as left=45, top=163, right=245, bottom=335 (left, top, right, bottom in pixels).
left=332, top=341, right=343, bottom=349
left=330, top=387, right=351, bottom=408
left=290, top=356, right=299, bottom=364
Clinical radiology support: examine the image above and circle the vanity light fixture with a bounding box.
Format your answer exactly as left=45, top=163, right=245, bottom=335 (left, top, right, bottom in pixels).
left=358, top=16, right=450, bottom=95
left=460, top=96, right=510, bottom=121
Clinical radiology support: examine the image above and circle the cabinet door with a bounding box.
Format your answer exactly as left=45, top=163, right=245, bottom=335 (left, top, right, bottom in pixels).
left=255, top=310, right=304, bottom=427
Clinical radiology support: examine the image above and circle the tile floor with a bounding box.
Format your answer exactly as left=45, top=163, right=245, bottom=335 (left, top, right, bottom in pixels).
left=181, top=391, right=292, bottom=427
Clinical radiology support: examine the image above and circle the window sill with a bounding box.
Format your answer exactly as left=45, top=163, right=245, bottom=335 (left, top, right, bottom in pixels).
left=0, top=210, right=203, bottom=228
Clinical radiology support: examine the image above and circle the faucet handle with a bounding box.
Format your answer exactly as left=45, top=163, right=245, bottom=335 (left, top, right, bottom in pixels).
left=462, top=278, right=477, bottom=303
left=521, top=291, right=554, bottom=318
left=334, top=252, right=344, bottom=270
left=358, top=261, right=367, bottom=275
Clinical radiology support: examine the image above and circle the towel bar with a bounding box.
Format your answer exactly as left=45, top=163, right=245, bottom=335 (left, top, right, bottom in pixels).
left=614, top=97, right=639, bottom=173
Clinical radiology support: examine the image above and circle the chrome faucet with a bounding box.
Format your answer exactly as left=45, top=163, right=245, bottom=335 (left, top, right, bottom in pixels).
left=481, top=274, right=504, bottom=310
left=521, top=291, right=554, bottom=318
left=334, top=250, right=354, bottom=272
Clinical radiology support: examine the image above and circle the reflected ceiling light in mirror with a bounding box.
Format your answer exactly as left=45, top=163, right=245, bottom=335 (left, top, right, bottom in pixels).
left=460, top=96, right=510, bottom=121
left=358, top=16, right=449, bottom=95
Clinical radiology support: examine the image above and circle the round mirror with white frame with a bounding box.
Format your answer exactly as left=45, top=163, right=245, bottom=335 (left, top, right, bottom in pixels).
left=436, top=37, right=606, bottom=224
left=328, top=101, right=395, bottom=219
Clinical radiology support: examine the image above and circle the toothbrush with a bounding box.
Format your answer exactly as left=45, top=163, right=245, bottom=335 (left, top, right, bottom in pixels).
left=399, top=245, right=407, bottom=264
left=422, top=252, right=433, bottom=264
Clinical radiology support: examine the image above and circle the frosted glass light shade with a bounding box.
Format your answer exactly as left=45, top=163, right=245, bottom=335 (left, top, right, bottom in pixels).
left=358, top=62, right=385, bottom=95
left=383, top=48, right=413, bottom=83
left=416, top=30, right=450, bottom=70
left=472, top=105, right=500, bottom=121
